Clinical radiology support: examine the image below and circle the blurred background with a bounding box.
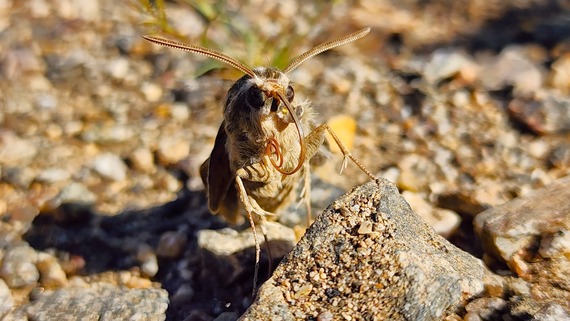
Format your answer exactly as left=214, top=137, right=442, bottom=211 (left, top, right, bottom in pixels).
left=0, top=0, right=569, bottom=320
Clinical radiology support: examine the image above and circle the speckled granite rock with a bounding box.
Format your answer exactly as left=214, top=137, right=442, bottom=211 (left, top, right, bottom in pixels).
left=3, top=282, right=168, bottom=321
left=240, top=179, right=485, bottom=320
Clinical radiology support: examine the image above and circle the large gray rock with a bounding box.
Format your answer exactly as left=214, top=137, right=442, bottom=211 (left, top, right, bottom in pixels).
left=240, top=179, right=485, bottom=321
left=474, top=175, right=570, bottom=317
left=4, top=282, right=168, bottom=321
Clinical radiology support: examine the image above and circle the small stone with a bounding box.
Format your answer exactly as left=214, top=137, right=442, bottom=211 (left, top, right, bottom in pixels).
left=156, top=231, right=188, bottom=259
left=57, top=182, right=96, bottom=204
left=0, top=130, right=38, bottom=164
left=141, top=82, right=163, bottom=102
left=402, top=191, right=461, bottom=238
left=106, top=57, right=130, bottom=80
left=157, top=136, right=190, bottom=165
left=550, top=53, right=570, bottom=93
left=92, top=152, right=128, bottom=181
left=171, top=103, right=191, bottom=121
left=137, top=245, right=158, bottom=277
left=36, top=168, right=71, bottom=183
left=465, top=298, right=507, bottom=320
left=423, top=49, right=475, bottom=84
left=36, top=252, right=68, bottom=288
left=0, top=278, right=14, bottom=313
left=130, top=147, right=156, bottom=173
left=34, top=92, right=57, bottom=110
left=56, top=0, right=100, bottom=21
left=125, top=275, right=153, bottom=289
left=397, top=154, right=438, bottom=192
left=1, top=166, right=37, bottom=188
left=0, top=244, right=40, bottom=288
left=478, top=45, right=544, bottom=94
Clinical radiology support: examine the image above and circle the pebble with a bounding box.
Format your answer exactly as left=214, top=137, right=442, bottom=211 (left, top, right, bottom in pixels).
left=36, top=252, right=69, bottom=287
left=402, top=191, right=461, bottom=238
left=156, top=231, right=188, bottom=259
left=0, top=131, right=38, bottom=166
left=550, top=53, right=570, bottom=93
left=91, top=152, right=128, bottom=181
left=141, top=82, right=163, bottom=102
left=171, top=103, right=191, bottom=122
left=479, top=45, right=544, bottom=93
left=423, top=49, right=475, bottom=84
left=397, top=154, right=438, bottom=192
left=0, top=244, right=40, bottom=288
left=130, top=147, right=156, bottom=173
left=106, top=57, right=130, bottom=80
left=157, top=136, right=190, bottom=165
left=56, top=182, right=97, bottom=204
left=36, top=168, right=72, bottom=183
left=0, top=278, right=14, bottom=313
left=137, top=245, right=159, bottom=277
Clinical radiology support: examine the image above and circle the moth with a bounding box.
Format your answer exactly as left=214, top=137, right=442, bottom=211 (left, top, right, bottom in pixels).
left=143, top=28, right=376, bottom=289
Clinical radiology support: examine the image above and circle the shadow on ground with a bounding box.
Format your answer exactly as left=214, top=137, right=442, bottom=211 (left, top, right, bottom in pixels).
left=24, top=186, right=280, bottom=320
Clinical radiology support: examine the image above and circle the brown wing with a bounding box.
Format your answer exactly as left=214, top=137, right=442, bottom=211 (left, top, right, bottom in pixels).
left=199, top=122, right=242, bottom=223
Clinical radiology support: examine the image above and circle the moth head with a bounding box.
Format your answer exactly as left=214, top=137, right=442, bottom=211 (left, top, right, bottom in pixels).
left=142, top=28, right=371, bottom=175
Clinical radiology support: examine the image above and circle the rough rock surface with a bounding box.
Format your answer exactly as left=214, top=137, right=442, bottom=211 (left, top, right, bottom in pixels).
left=474, top=176, right=570, bottom=318
left=241, top=179, right=485, bottom=320
left=3, top=283, right=169, bottom=321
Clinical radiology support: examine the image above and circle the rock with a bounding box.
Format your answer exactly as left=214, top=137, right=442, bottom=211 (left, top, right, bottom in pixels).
left=130, top=147, right=156, bottom=173
left=423, top=49, right=476, bottom=84
left=478, top=45, right=544, bottom=94
left=5, top=282, right=168, bottom=321
left=0, top=131, right=38, bottom=166
left=156, top=231, right=188, bottom=259
left=91, top=152, right=128, bottom=181
left=550, top=53, right=570, bottom=93
left=137, top=245, right=159, bottom=277
left=464, top=298, right=507, bottom=320
left=157, top=136, right=190, bottom=165
left=397, top=154, right=439, bottom=192
left=198, top=222, right=296, bottom=286
left=0, top=278, right=14, bottom=313
left=474, top=175, right=570, bottom=268
left=533, top=302, right=570, bottom=321
left=402, top=191, right=461, bottom=238
left=508, top=94, right=570, bottom=135
left=36, top=252, right=69, bottom=288
left=106, top=57, right=130, bottom=80
left=474, top=176, right=570, bottom=316
left=141, top=82, right=163, bottom=103
left=240, top=179, right=485, bottom=320
left=56, top=182, right=97, bottom=204
left=36, top=168, right=72, bottom=184
left=0, top=244, right=40, bottom=288
left=81, top=125, right=135, bottom=143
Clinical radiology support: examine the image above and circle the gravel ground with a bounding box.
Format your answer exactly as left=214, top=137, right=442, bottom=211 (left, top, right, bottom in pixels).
left=1, top=0, right=569, bottom=320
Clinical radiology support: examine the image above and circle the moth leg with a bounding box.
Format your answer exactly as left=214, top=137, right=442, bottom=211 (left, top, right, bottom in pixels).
left=308, top=124, right=376, bottom=180
left=235, top=176, right=262, bottom=295
left=258, top=215, right=274, bottom=278
left=303, top=162, right=312, bottom=225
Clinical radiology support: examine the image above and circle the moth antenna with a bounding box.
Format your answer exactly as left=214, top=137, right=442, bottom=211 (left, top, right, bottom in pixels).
left=142, top=35, right=256, bottom=78
left=283, top=27, right=371, bottom=74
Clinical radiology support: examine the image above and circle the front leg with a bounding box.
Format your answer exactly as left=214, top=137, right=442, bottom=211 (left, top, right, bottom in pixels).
left=306, top=124, right=376, bottom=180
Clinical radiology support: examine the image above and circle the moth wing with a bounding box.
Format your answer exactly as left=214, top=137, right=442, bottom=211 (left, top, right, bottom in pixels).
left=199, top=122, right=242, bottom=223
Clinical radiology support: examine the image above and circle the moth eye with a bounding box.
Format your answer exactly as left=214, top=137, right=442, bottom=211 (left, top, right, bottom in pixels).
left=270, top=98, right=279, bottom=112
left=286, top=85, right=295, bottom=102
left=246, top=86, right=264, bottom=109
